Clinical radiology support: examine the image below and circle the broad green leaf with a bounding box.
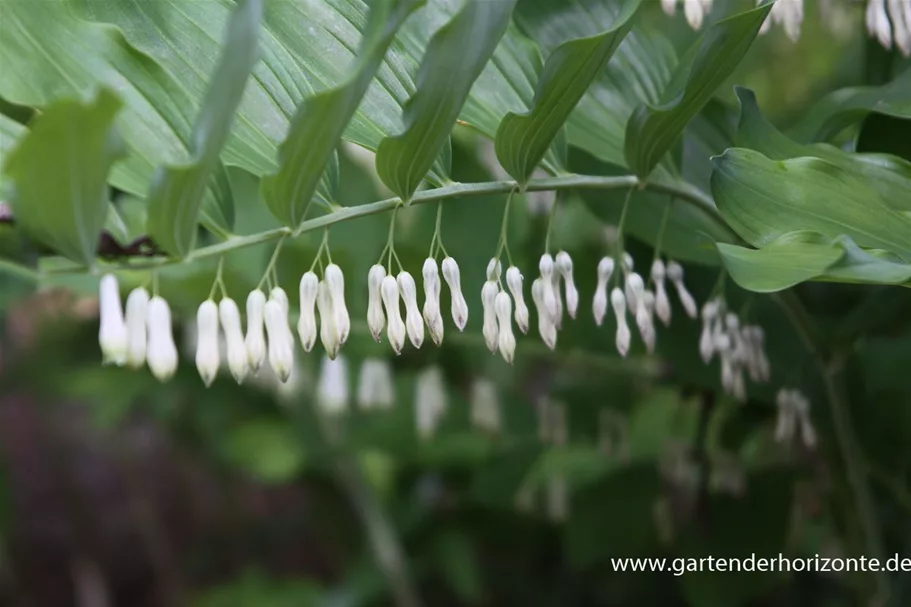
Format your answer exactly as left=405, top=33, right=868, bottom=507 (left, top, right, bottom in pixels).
left=495, top=0, right=639, bottom=184
left=0, top=114, right=25, bottom=196
left=3, top=89, right=125, bottom=265
left=823, top=236, right=911, bottom=285
left=376, top=0, right=516, bottom=200
left=105, top=196, right=148, bottom=247
left=711, top=148, right=911, bottom=258
left=262, top=0, right=423, bottom=227
left=146, top=0, right=262, bottom=257
left=624, top=2, right=771, bottom=179
left=717, top=232, right=843, bottom=293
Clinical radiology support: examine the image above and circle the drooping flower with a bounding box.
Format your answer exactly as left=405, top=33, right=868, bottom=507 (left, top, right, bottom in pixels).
left=125, top=287, right=150, bottom=369
left=325, top=264, right=350, bottom=345
left=538, top=254, right=557, bottom=322
left=495, top=291, right=516, bottom=364
left=415, top=366, right=447, bottom=441
left=441, top=257, right=468, bottom=330
left=593, top=257, right=614, bottom=326
left=317, top=280, right=341, bottom=359
left=486, top=257, right=502, bottom=281
left=684, top=0, right=706, bottom=30
left=357, top=358, right=396, bottom=410
left=611, top=288, right=630, bottom=357
left=470, top=379, right=501, bottom=434
left=398, top=271, right=424, bottom=349
left=298, top=271, right=319, bottom=352
left=666, top=261, right=698, bottom=319
left=317, top=354, right=349, bottom=416
left=555, top=251, right=579, bottom=319
left=635, top=290, right=657, bottom=354
left=422, top=258, right=444, bottom=345
left=381, top=275, right=406, bottom=354
left=219, top=297, right=249, bottom=384
left=624, top=272, right=644, bottom=315
left=481, top=280, right=500, bottom=353
left=270, top=286, right=289, bottom=315
left=775, top=388, right=816, bottom=448
left=146, top=295, right=178, bottom=382
left=195, top=300, right=220, bottom=387
left=98, top=274, right=128, bottom=366
left=264, top=296, right=294, bottom=382
left=505, top=267, right=529, bottom=334
left=650, top=259, right=671, bottom=327
left=367, top=264, right=386, bottom=342
left=532, top=277, right=557, bottom=350
left=866, top=0, right=893, bottom=49
left=244, top=289, right=267, bottom=372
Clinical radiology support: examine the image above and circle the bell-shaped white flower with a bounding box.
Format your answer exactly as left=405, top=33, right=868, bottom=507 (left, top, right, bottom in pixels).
left=495, top=291, right=516, bottom=364
left=367, top=264, right=386, bottom=342
left=481, top=280, right=500, bottom=353
left=270, top=286, right=289, bottom=316
left=551, top=269, right=564, bottom=329
left=666, top=261, right=698, bottom=319
left=298, top=271, right=319, bottom=352
left=146, top=295, right=178, bottom=382
left=622, top=252, right=634, bottom=273
left=219, top=298, right=249, bottom=384
left=325, top=264, right=350, bottom=345
left=532, top=278, right=557, bottom=350
left=486, top=257, right=502, bottom=281
left=98, top=274, right=128, bottom=366
left=317, top=280, right=341, bottom=359
left=866, top=0, right=892, bottom=49
left=195, top=300, right=220, bottom=387
left=317, top=354, right=349, bottom=416
left=470, top=379, right=501, bottom=434
left=555, top=251, right=579, bottom=319
left=125, top=287, right=149, bottom=369
left=611, top=288, right=631, bottom=357
left=624, top=272, right=644, bottom=314
left=661, top=0, right=676, bottom=16
left=357, top=358, right=395, bottom=410
left=264, top=297, right=294, bottom=382
left=441, top=257, right=468, bottom=331
left=506, top=266, right=529, bottom=334
left=636, top=290, right=657, bottom=354
left=891, top=0, right=911, bottom=56
left=422, top=258, right=445, bottom=345
left=684, top=0, right=704, bottom=29
left=593, top=257, right=614, bottom=326
left=415, top=366, right=447, bottom=441
left=651, top=259, right=672, bottom=327
left=397, top=271, right=424, bottom=349
left=381, top=276, right=406, bottom=354
left=245, top=290, right=267, bottom=372
left=538, top=254, right=558, bottom=322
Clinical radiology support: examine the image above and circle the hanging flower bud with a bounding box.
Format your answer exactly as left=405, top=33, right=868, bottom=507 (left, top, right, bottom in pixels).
left=684, top=0, right=704, bottom=29
left=316, top=355, right=349, bottom=416
left=495, top=291, right=516, bottom=364
left=538, top=254, right=558, bottom=321
left=532, top=278, right=557, bottom=350
left=486, top=257, right=502, bottom=281
left=367, top=265, right=386, bottom=342
left=593, top=257, right=614, bottom=326
left=397, top=271, right=424, bottom=349
left=381, top=276, right=406, bottom=354
left=219, top=298, right=249, bottom=384
left=245, top=290, right=267, bottom=372
left=297, top=272, right=319, bottom=352
left=551, top=269, right=564, bottom=329
left=610, top=288, right=631, bottom=357
left=422, top=258, right=445, bottom=345
left=357, top=358, right=395, bottom=410
left=792, top=390, right=816, bottom=448
left=264, top=298, right=294, bottom=382
left=774, top=389, right=796, bottom=443
left=624, top=272, right=644, bottom=314
left=270, top=286, right=289, bottom=316
left=866, top=0, right=892, bottom=49
left=555, top=251, right=579, bottom=319
left=98, top=274, right=128, bottom=366
left=415, top=366, right=447, bottom=441
left=622, top=252, right=634, bottom=273
left=651, top=260, right=671, bottom=327
left=505, top=266, right=529, bottom=334
left=470, top=379, right=501, bottom=434
left=441, top=257, right=468, bottom=330
left=661, top=0, right=676, bottom=16
left=636, top=290, right=657, bottom=354
left=666, top=261, right=697, bottom=319
left=699, top=303, right=716, bottom=364
left=481, top=280, right=500, bottom=353
left=195, top=300, right=220, bottom=387
left=125, top=287, right=150, bottom=369
left=325, top=264, right=350, bottom=345
left=317, top=281, right=341, bottom=359
left=146, top=296, right=178, bottom=382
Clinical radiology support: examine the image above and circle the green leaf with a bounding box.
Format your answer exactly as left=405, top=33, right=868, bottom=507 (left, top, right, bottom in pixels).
left=262, top=0, right=423, bottom=227
left=494, top=0, right=638, bottom=184
left=624, top=2, right=771, bottom=179
left=717, top=232, right=844, bottom=293
left=711, top=148, right=911, bottom=259
left=3, top=89, right=125, bottom=265
left=0, top=114, right=26, bottom=196
left=376, top=0, right=516, bottom=200
left=824, top=236, right=911, bottom=285
left=105, top=196, right=148, bottom=247
left=146, top=0, right=262, bottom=257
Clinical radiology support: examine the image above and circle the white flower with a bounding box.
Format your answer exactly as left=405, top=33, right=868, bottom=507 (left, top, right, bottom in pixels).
left=146, top=295, right=178, bottom=382
left=551, top=267, right=564, bottom=329
left=297, top=271, right=319, bottom=352
left=624, top=272, right=644, bottom=315
left=532, top=277, right=557, bottom=350
left=661, top=0, right=677, bottom=16
left=470, top=379, right=501, bottom=434
left=666, top=261, right=697, bottom=319
left=264, top=297, right=294, bottom=382
left=195, top=300, right=220, bottom=387
left=415, top=366, right=447, bottom=441
left=367, top=264, right=386, bottom=342
left=270, top=286, right=289, bottom=316
left=622, top=252, right=634, bottom=273
left=422, top=258, right=445, bottom=345
left=651, top=260, right=671, bottom=327
left=481, top=280, right=500, bottom=353
left=775, top=389, right=816, bottom=448
left=593, top=257, right=614, bottom=326
left=506, top=266, right=529, bottom=334
left=244, top=290, right=267, bottom=371
left=743, top=325, right=771, bottom=382
left=555, top=251, right=578, bottom=319
left=611, top=288, right=630, bottom=357
left=441, top=257, right=468, bottom=331
left=486, top=257, right=502, bottom=281
left=397, top=271, right=424, bottom=349
left=381, top=275, right=406, bottom=354
left=684, top=0, right=704, bottom=30
left=98, top=274, right=128, bottom=366
left=699, top=300, right=718, bottom=364
left=357, top=358, right=396, bottom=410
left=125, top=287, right=149, bottom=369
left=495, top=291, right=516, bottom=364
left=889, top=0, right=911, bottom=55
left=219, top=298, right=249, bottom=384
left=325, top=264, right=349, bottom=345
left=538, top=254, right=558, bottom=322
left=867, top=0, right=892, bottom=49
left=636, top=290, right=656, bottom=354
left=317, top=354, right=349, bottom=416
left=317, top=280, right=341, bottom=359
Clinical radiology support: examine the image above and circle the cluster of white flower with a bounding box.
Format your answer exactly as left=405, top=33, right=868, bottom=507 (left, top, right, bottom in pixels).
left=775, top=387, right=816, bottom=448
left=866, top=0, right=911, bottom=55
left=698, top=297, right=771, bottom=402
left=759, top=0, right=804, bottom=41
left=661, top=0, right=714, bottom=30
left=530, top=252, right=577, bottom=351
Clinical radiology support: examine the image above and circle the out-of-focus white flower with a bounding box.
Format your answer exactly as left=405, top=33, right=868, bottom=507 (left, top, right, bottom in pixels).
left=125, top=287, right=150, bottom=369
left=245, top=290, right=267, bottom=371
left=684, top=0, right=705, bottom=30
left=317, top=354, right=349, bottom=416
left=264, top=297, right=294, bottom=382
left=219, top=298, right=249, bottom=384
left=636, top=290, right=657, bottom=354
left=555, top=251, right=578, bottom=319
left=867, top=0, right=893, bottom=49
left=357, top=358, right=396, bottom=410
left=325, top=264, right=350, bottom=345
left=761, top=0, right=804, bottom=41
left=147, top=295, right=178, bottom=382
left=775, top=388, right=816, bottom=448
left=381, top=275, right=406, bottom=354
left=662, top=0, right=677, bottom=16
left=532, top=278, right=557, bottom=350
left=470, top=379, right=501, bottom=434
left=593, top=257, right=614, bottom=326
left=99, top=274, right=128, bottom=366
left=506, top=266, right=529, bottom=334
left=622, top=252, right=634, bottom=273
left=195, top=300, right=220, bottom=387
left=651, top=260, right=671, bottom=327
left=495, top=291, right=516, bottom=364
left=415, top=366, right=447, bottom=441
left=317, top=281, right=341, bottom=359
left=298, top=271, right=319, bottom=352
left=889, top=0, right=911, bottom=55
left=367, top=265, right=386, bottom=342
left=397, top=271, right=424, bottom=349
left=441, top=257, right=468, bottom=331
left=544, top=401, right=568, bottom=522
left=551, top=268, right=564, bottom=329
left=611, top=288, right=630, bottom=357
left=422, top=258, right=444, bottom=345
left=481, top=280, right=500, bottom=353
left=699, top=299, right=719, bottom=363
left=666, top=261, right=697, bottom=319
left=538, top=254, right=557, bottom=322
